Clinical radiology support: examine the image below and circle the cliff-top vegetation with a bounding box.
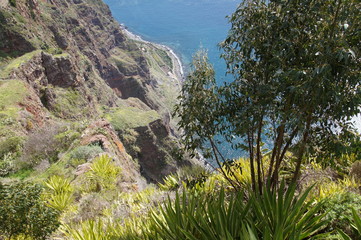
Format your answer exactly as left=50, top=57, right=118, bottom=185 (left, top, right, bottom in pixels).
left=0, top=0, right=361, bottom=239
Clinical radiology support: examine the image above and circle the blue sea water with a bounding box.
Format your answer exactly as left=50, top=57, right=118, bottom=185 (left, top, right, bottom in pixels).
left=104, top=0, right=239, bottom=82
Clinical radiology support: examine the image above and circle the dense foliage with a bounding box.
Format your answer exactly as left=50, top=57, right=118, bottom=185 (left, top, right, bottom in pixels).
left=174, top=0, right=361, bottom=190
left=150, top=183, right=326, bottom=240
left=0, top=182, right=60, bottom=239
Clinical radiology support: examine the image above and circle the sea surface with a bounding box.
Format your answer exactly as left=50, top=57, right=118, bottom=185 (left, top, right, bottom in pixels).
left=104, top=0, right=239, bottom=81
left=104, top=0, right=361, bottom=160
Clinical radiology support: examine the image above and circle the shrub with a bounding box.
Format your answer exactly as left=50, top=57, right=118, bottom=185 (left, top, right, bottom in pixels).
left=84, top=155, right=122, bottom=192
left=0, top=182, right=60, bottom=239
left=21, top=125, right=79, bottom=167
left=0, top=152, right=15, bottom=176
left=321, top=191, right=361, bottom=238
left=69, top=144, right=104, bottom=164
left=119, top=129, right=141, bottom=157
left=0, top=136, right=23, bottom=159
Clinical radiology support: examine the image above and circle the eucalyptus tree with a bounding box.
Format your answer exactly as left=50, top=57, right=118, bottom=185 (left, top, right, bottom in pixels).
left=175, top=0, right=360, bottom=191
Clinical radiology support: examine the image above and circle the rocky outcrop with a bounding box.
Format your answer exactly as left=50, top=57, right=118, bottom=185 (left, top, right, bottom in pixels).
left=0, top=0, right=187, bottom=184
left=128, top=119, right=188, bottom=183
left=79, top=119, right=146, bottom=189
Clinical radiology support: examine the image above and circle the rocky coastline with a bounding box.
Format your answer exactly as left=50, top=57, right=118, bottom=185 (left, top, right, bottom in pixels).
left=120, top=25, right=184, bottom=83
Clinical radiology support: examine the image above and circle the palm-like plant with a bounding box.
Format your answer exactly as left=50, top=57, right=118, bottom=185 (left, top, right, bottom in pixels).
left=44, top=175, right=73, bottom=211
left=250, top=182, right=327, bottom=239
left=85, top=154, right=121, bottom=192
left=61, top=220, right=109, bottom=240
left=150, top=183, right=327, bottom=239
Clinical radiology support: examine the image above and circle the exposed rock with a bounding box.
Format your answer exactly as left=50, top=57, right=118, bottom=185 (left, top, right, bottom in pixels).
left=133, top=119, right=185, bottom=183
left=75, top=162, right=91, bottom=176
left=79, top=119, right=146, bottom=188
left=42, top=52, right=81, bottom=87
left=48, top=26, right=69, bottom=49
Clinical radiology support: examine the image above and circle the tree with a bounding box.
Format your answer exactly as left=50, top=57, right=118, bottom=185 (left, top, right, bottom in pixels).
left=175, top=0, right=361, bottom=191
left=0, top=182, right=60, bottom=239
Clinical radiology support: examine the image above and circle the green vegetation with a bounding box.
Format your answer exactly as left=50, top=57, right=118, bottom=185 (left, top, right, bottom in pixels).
left=83, top=154, right=122, bottom=192
left=20, top=124, right=78, bottom=169
left=319, top=191, right=361, bottom=237
left=0, top=136, right=22, bottom=159
left=0, top=80, right=27, bottom=118
left=68, top=144, right=104, bottom=167
left=155, top=48, right=173, bottom=69
left=44, top=175, right=74, bottom=211
left=110, top=53, right=139, bottom=75
left=52, top=87, right=92, bottom=118
left=0, top=182, right=60, bottom=239
left=158, top=174, right=179, bottom=191
left=8, top=0, right=16, bottom=8
left=341, top=209, right=361, bottom=239
left=105, top=106, right=159, bottom=131
left=0, top=50, right=41, bottom=77
left=0, top=0, right=360, bottom=239
left=149, top=184, right=326, bottom=240
left=0, top=136, right=23, bottom=176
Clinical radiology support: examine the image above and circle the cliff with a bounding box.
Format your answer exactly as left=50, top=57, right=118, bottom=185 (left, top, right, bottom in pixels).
left=0, top=0, right=189, bottom=186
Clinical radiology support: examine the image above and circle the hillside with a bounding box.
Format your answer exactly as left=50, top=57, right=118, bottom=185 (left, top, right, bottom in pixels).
left=0, top=0, right=191, bottom=185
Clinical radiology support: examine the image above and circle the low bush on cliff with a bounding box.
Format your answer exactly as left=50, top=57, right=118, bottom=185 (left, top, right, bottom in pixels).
left=20, top=124, right=74, bottom=168
left=68, top=144, right=104, bottom=167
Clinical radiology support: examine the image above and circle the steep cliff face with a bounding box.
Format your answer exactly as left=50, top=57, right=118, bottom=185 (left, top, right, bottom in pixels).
left=0, top=0, right=187, bottom=185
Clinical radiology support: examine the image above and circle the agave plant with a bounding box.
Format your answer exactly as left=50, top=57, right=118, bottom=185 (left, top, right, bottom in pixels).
left=47, top=191, right=74, bottom=211
left=44, top=175, right=74, bottom=211
left=85, top=154, right=122, bottom=192
left=158, top=175, right=179, bottom=191
left=61, top=220, right=110, bottom=240
left=149, top=183, right=328, bottom=240
left=44, top=175, right=73, bottom=194
left=249, top=182, right=327, bottom=239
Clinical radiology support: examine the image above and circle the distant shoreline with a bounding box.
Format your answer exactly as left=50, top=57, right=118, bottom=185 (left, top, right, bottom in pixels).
left=120, top=24, right=185, bottom=80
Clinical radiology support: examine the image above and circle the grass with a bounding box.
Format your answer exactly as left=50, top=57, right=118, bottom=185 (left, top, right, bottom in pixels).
left=0, top=50, right=41, bottom=77
left=0, top=80, right=28, bottom=118
left=8, top=168, right=34, bottom=180
left=52, top=87, right=91, bottom=118
left=105, top=106, right=160, bottom=131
